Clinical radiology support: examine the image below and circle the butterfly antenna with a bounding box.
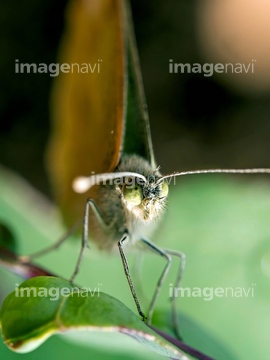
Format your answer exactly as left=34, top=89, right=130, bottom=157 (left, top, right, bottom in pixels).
left=73, top=172, right=147, bottom=193
left=157, top=168, right=270, bottom=184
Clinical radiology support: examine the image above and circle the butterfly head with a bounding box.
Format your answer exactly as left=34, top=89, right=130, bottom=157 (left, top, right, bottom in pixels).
left=122, top=175, right=169, bottom=221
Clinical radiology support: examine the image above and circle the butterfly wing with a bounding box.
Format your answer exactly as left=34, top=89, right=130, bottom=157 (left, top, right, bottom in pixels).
left=47, top=0, right=155, bottom=226
left=121, top=1, right=156, bottom=168
left=47, top=0, right=126, bottom=224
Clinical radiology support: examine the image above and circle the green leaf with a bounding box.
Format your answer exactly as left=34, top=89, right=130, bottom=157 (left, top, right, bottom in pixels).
left=0, top=276, right=188, bottom=359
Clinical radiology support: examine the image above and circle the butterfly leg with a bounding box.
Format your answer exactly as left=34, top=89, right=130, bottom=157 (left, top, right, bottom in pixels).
left=163, top=248, right=186, bottom=340
left=118, top=234, right=147, bottom=321
left=140, top=238, right=172, bottom=325
left=18, top=221, right=81, bottom=263
left=140, top=239, right=186, bottom=339
left=69, top=198, right=108, bottom=283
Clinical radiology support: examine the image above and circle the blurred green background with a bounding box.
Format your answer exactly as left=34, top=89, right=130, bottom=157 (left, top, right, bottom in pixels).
left=1, top=0, right=270, bottom=359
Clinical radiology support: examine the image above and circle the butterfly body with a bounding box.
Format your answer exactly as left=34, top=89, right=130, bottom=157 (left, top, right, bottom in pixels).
left=89, top=154, right=167, bottom=251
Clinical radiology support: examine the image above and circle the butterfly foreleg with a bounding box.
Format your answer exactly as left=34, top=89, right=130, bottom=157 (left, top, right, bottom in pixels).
left=118, top=233, right=147, bottom=321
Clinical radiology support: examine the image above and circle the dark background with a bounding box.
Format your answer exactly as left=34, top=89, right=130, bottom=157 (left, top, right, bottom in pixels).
left=1, top=0, right=270, bottom=197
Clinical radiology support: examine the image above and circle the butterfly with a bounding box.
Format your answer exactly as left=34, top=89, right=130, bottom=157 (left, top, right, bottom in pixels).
left=43, top=0, right=270, bottom=338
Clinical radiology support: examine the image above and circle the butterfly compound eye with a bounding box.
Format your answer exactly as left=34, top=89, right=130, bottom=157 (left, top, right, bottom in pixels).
left=123, top=184, right=143, bottom=206
left=159, top=180, right=169, bottom=198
